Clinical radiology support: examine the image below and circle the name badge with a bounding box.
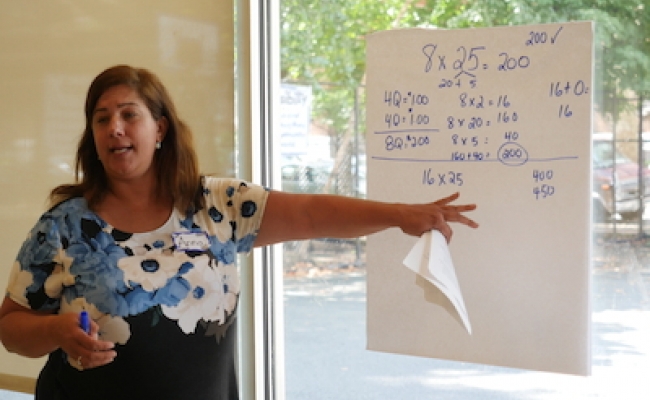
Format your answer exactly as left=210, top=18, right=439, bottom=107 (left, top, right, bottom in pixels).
left=172, top=231, right=210, bottom=251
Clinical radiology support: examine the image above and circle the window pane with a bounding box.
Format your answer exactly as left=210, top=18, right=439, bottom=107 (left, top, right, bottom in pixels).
left=279, top=4, right=649, bottom=399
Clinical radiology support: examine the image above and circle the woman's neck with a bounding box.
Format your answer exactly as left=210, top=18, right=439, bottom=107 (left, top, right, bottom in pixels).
left=93, top=179, right=174, bottom=233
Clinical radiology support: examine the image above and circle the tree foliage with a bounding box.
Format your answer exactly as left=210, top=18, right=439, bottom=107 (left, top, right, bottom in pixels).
left=443, top=0, right=650, bottom=116
left=280, top=0, right=649, bottom=136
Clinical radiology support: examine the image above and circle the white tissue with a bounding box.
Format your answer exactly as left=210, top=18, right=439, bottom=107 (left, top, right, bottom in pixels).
left=403, top=230, right=472, bottom=334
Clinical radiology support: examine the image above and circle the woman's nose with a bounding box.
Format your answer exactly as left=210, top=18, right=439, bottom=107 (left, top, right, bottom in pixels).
left=108, top=117, right=125, bottom=137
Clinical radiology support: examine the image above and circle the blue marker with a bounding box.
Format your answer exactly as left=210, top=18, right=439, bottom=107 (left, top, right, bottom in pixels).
left=79, top=310, right=91, bottom=335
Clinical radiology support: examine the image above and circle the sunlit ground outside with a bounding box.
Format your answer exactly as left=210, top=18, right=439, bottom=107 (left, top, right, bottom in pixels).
left=283, top=232, right=650, bottom=400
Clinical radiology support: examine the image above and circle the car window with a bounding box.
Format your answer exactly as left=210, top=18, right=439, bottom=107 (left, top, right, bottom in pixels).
left=593, top=140, right=632, bottom=168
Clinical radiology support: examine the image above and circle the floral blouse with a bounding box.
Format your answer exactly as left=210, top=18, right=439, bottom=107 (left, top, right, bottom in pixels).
left=5, top=177, right=269, bottom=400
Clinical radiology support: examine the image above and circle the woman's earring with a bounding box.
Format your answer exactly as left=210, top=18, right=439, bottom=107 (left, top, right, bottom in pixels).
left=155, top=141, right=162, bottom=150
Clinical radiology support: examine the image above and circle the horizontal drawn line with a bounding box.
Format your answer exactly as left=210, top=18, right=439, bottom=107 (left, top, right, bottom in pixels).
left=528, top=156, right=579, bottom=162
left=370, top=156, right=579, bottom=163
left=371, top=157, right=500, bottom=163
left=374, top=129, right=440, bottom=135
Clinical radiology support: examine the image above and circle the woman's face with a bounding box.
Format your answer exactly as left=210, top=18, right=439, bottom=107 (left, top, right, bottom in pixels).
left=92, top=85, right=167, bottom=184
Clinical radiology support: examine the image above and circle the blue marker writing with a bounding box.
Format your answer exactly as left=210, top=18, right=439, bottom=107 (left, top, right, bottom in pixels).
left=79, top=310, right=91, bottom=335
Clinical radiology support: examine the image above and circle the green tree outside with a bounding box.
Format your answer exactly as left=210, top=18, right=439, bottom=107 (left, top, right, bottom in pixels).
left=281, top=0, right=648, bottom=152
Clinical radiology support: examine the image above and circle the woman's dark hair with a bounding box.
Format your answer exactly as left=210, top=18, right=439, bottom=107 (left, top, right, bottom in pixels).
left=50, top=65, right=202, bottom=212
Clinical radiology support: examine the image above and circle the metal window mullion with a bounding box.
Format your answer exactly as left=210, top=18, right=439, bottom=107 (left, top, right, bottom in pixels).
left=236, top=1, right=283, bottom=400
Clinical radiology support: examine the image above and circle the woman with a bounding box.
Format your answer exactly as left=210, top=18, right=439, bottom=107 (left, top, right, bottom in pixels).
left=0, top=65, right=478, bottom=399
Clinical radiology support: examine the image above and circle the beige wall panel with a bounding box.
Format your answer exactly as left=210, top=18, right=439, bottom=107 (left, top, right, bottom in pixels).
left=0, top=0, right=234, bottom=387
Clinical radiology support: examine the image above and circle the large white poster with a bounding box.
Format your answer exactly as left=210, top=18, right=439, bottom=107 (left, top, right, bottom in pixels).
left=366, top=22, right=593, bottom=376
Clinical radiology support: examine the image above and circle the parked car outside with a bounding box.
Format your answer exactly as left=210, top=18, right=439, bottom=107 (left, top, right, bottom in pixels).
left=592, top=132, right=650, bottom=221
left=281, top=159, right=331, bottom=194
left=281, top=156, right=366, bottom=197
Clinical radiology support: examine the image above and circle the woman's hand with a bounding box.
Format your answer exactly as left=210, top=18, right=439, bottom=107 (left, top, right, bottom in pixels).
left=397, top=192, right=478, bottom=242
left=0, top=298, right=116, bottom=370
left=53, top=312, right=116, bottom=371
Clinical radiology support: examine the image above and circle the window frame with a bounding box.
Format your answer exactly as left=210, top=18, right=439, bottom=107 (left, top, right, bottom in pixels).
left=235, top=1, right=284, bottom=399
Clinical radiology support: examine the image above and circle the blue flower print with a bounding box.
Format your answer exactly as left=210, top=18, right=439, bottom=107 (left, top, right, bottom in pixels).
left=55, top=199, right=105, bottom=242
left=154, top=276, right=193, bottom=306
left=241, top=200, right=257, bottom=218
left=180, top=212, right=201, bottom=232
left=237, top=234, right=257, bottom=253
left=120, top=252, right=194, bottom=293
left=221, top=264, right=240, bottom=308
left=124, top=276, right=191, bottom=316
left=209, top=237, right=236, bottom=265
left=118, top=248, right=197, bottom=316
left=202, top=185, right=211, bottom=196
left=16, top=217, right=60, bottom=295
left=67, top=238, right=130, bottom=316
left=179, top=261, right=194, bottom=274
left=161, top=261, right=226, bottom=333
left=8, top=179, right=269, bottom=345
left=208, top=206, right=224, bottom=223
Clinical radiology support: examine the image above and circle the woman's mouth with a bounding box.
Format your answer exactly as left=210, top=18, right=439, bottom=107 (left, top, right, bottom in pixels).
left=111, top=146, right=133, bottom=154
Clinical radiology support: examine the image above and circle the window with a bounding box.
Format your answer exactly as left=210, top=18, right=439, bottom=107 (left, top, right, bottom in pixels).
left=274, top=2, right=650, bottom=399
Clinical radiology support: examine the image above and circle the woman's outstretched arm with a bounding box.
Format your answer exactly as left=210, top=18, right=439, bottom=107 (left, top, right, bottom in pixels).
left=255, top=191, right=478, bottom=247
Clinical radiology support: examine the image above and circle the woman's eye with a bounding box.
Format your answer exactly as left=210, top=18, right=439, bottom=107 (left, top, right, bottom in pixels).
left=94, top=116, right=108, bottom=125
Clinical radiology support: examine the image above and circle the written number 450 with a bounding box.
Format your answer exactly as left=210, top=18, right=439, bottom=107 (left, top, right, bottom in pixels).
left=533, top=184, right=555, bottom=200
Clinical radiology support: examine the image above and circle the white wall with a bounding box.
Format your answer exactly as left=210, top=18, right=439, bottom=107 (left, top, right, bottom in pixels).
left=0, top=0, right=234, bottom=392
